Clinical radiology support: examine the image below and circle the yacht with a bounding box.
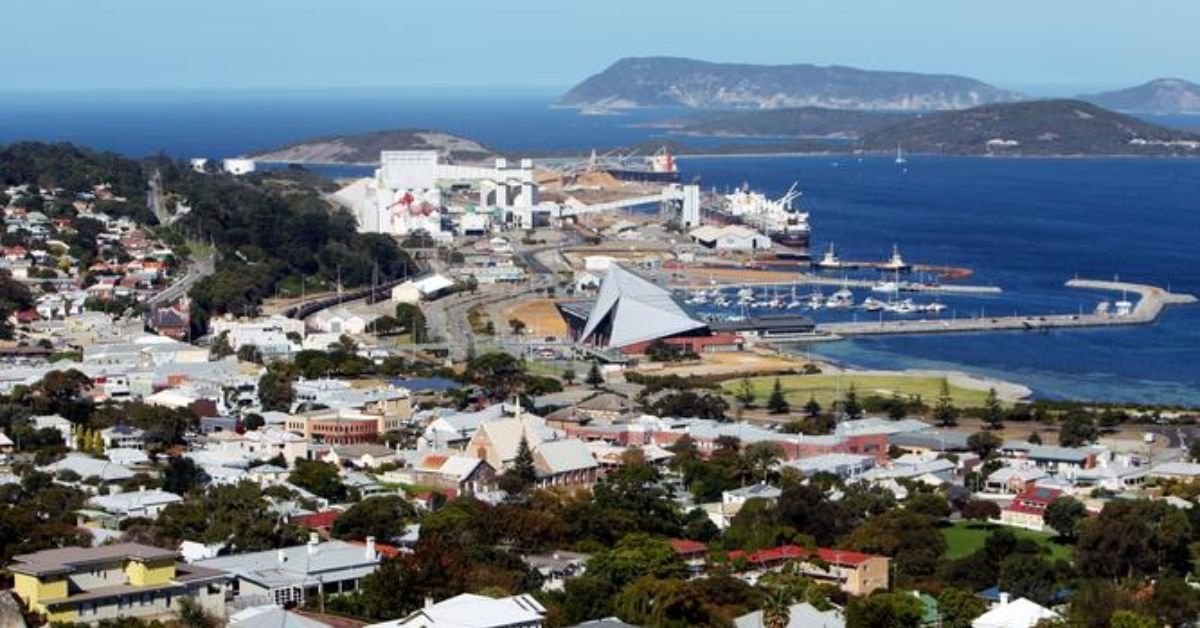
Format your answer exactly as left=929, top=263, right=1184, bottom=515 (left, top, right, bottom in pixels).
left=806, top=288, right=826, bottom=310
left=826, top=285, right=854, bottom=309
left=872, top=280, right=899, bottom=294
left=861, top=296, right=886, bottom=312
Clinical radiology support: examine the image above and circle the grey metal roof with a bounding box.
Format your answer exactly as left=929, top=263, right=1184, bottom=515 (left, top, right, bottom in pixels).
left=580, top=265, right=706, bottom=348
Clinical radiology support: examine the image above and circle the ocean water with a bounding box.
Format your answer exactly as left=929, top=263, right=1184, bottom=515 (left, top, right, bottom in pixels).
left=1, top=90, right=1197, bottom=405
left=680, top=156, right=1200, bottom=406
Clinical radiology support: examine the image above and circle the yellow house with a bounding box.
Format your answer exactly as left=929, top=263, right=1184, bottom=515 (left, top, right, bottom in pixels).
left=10, top=543, right=228, bottom=624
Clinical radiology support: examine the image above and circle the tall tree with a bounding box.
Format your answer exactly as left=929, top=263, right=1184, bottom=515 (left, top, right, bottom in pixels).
left=585, top=361, right=604, bottom=388
left=841, top=383, right=863, bottom=420
left=933, top=379, right=958, bottom=427
left=982, top=387, right=1004, bottom=430
left=735, top=377, right=756, bottom=409
left=803, top=395, right=821, bottom=419
left=767, top=378, right=790, bottom=415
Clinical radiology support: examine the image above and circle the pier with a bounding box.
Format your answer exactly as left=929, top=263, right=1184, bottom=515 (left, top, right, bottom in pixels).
left=814, top=279, right=1196, bottom=337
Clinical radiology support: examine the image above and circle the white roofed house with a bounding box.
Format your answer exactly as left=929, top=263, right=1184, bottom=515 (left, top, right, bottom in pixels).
left=33, top=414, right=74, bottom=450
left=82, top=487, right=183, bottom=526
left=100, top=425, right=147, bottom=450
left=42, top=453, right=135, bottom=486
left=319, top=443, right=399, bottom=470
left=194, top=535, right=382, bottom=608
left=365, top=592, right=546, bottom=628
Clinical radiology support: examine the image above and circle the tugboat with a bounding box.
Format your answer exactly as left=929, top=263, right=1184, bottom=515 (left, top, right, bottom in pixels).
left=880, top=244, right=911, bottom=272
left=816, top=243, right=849, bottom=270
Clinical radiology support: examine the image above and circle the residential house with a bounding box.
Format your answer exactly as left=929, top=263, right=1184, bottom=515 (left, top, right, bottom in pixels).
left=365, top=593, right=545, bottom=628
left=84, top=488, right=183, bottom=524
left=725, top=545, right=890, bottom=596
left=999, top=442, right=1095, bottom=473
left=669, top=539, right=709, bottom=574
left=229, top=605, right=333, bottom=628
left=43, top=454, right=135, bottom=485
left=734, top=602, right=845, bottom=628
left=985, top=467, right=1047, bottom=494
left=781, top=453, right=875, bottom=480
left=523, top=551, right=589, bottom=592
left=972, top=594, right=1058, bottom=628
left=321, top=443, right=399, bottom=469
left=705, top=484, right=783, bottom=530
left=406, top=453, right=497, bottom=496
left=10, top=543, right=227, bottom=624
left=101, top=425, right=147, bottom=450
left=1000, top=485, right=1063, bottom=532
left=195, top=535, right=381, bottom=607
left=33, top=414, right=74, bottom=449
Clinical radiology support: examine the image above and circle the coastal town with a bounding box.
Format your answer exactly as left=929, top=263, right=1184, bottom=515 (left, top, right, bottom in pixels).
left=0, top=136, right=1196, bottom=628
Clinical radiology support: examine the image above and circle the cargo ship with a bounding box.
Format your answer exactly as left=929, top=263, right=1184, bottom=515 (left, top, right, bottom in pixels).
left=723, top=182, right=811, bottom=255
left=602, top=147, right=681, bottom=183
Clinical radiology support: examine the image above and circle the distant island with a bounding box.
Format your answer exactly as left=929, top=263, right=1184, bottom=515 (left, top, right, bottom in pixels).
left=250, top=129, right=494, bottom=164
left=251, top=101, right=1200, bottom=163
left=857, top=100, right=1200, bottom=156
left=560, top=56, right=1024, bottom=111
left=1080, top=78, right=1200, bottom=115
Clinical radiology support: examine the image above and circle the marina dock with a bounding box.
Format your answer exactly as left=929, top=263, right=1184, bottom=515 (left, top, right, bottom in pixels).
left=815, top=279, right=1196, bottom=337
left=678, top=275, right=1003, bottom=295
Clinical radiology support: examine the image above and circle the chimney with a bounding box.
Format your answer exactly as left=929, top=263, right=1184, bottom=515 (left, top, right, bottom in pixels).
left=424, top=596, right=434, bottom=609
left=139, top=485, right=146, bottom=492
left=277, top=549, right=286, bottom=564
left=307, top=532, right=319, bottom=555
left=1000, top=592, right=1010, bottom=606
left=365, top=536, right=376, bottom=559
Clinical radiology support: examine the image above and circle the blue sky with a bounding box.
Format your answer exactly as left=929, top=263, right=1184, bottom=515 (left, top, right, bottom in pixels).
left=3, top=0, right=1196, bottom=94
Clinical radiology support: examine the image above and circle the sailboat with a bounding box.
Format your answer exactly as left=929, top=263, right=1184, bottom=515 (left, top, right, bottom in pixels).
left=894, top=145, right=907, bottom=165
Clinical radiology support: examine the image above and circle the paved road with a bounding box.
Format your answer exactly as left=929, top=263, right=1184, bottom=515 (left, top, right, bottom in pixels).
left=148, top=252, right=215, bottom=306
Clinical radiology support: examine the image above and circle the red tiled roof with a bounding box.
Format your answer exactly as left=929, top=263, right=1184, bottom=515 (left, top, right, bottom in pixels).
left=669, top=539, right=708, bottom=555
left=293, top=510, right=341, bottom=529
left=726, top=544, right=876, bottom=567
left=350, top=540, right=403, bottom=558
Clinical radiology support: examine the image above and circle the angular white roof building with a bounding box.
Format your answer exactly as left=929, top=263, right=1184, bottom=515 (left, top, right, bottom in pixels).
left=578, top=265, right=706, bottom=349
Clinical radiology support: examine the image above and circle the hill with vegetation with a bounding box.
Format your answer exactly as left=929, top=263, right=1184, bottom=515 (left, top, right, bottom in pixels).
left=1080, top=78, right=1200, bottom=114
left=562, top=57, right=1024, bottom=111
left=156, top=162, right=417, bottom=333
left=250, top=129, right=494, bottom=164
left=857, top=99, right=1200, bottom=155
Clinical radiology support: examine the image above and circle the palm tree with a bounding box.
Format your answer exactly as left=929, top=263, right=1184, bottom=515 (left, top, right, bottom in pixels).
left=762, top=586, right=792, bottom=628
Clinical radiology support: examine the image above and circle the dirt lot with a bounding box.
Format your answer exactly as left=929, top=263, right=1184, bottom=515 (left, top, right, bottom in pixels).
left=503, top=298, right=569, bottom=338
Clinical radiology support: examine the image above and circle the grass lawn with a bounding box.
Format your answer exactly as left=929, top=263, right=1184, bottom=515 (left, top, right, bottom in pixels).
left=721, top=373, right=993, bottom=408
left=942, top=520, right=1072, bottom=562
